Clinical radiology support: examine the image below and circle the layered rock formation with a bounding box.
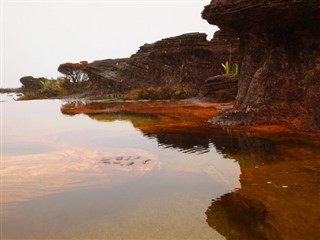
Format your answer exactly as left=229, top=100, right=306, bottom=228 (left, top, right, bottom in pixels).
left=85, top=32, right=239, bottom=98
left=202, top=0, right=320, bottom=130
left=203, top=74, right=238, bottom=102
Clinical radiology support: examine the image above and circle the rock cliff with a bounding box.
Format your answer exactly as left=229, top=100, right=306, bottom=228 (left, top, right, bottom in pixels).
left=202, top=0, right=320, bottom=130
left=85, top=32, right=239, bottom=98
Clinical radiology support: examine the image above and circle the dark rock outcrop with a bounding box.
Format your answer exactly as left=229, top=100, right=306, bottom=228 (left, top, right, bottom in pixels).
left=203, top=74, right=238, bottom=102
left=202, top=0, right=320, bottom=130
left=85, top=32, right=239, bottom=97
left=20, top=76, right=45, bottom=91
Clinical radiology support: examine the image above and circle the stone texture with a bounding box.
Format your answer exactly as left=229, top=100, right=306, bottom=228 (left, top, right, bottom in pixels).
left=202, top=74, right=238, bottom=102
left=20, top=76, right=45, bottom=91
left=85, top=32, right=239, bottom=97
left=202, top=0, right=320, bottom=130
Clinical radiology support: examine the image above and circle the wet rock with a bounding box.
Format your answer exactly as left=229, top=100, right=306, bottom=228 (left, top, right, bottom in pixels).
left=202, top=0, right=320, bottom=130
left=142, top=159, right=151, bottom=164
left=100, top=155, right=152, bottom=168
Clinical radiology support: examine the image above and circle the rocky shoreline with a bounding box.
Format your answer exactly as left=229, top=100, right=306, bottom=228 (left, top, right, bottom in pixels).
left=9, top=1, right=320, bottom=131
left=0, top=88, right=22, bottom=94
left=15, top=31, right=239, bottom=102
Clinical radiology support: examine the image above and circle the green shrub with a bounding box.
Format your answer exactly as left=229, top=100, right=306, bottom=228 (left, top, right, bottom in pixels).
left=123, top=84, right=196, bottom=100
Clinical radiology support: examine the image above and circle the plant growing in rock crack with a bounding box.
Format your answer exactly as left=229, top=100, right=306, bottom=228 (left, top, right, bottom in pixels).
left=222, top=45, right=238, bottom=75
left=222, top=61, right=238, bottom=75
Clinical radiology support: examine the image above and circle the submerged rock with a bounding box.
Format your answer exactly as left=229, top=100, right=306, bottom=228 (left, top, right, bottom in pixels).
left=202, top=0, right=320, bottom=130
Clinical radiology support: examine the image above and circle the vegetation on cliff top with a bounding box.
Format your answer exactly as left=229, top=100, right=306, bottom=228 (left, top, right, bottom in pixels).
left=18, top=62, right=90, bottom=100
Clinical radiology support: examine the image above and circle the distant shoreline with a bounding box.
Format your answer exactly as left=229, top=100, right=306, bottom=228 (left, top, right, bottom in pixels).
left=0, top=88, right=23, bottom=93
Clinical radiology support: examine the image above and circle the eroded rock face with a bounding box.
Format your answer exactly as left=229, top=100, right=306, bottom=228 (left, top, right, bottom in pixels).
left=85, top=32, right=239, bottom=97
left=203, top=74, right=238, bottom=102
left=203, top=0, right=320, bottom=130
left=20, top=76, right=45, bottom=91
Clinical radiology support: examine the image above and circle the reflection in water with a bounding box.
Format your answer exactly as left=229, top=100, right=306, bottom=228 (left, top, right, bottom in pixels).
left=2, top=99, right=320, bottom=239
left=2, top=147, right=159, bottom=207
left=145, top=131, right=211, bottom=154
left=88, top=112, right=159, bottom=127
left=61, top=101, right=320, bottom=239
left=206, top=132, right=320, bottom=240
left=3, top=99, right=238, bottom=239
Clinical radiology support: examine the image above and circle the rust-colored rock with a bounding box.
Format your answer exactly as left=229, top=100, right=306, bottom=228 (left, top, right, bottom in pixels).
left=202, top=0, right=320, bottom=130
left=85, top=32, right=239, bottom=98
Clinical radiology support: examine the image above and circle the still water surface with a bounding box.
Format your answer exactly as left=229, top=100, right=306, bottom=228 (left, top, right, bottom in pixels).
left=1, top=94, right=320, bottom=239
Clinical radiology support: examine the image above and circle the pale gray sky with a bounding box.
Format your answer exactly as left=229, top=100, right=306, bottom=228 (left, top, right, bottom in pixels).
left=1, top=1, right=217, bottom=88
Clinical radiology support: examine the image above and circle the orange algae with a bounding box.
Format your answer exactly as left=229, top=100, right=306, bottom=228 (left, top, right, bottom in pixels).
left=61, top=100, right=320, bottom=137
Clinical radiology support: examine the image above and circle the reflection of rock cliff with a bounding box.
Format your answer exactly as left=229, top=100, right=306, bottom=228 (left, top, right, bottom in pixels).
left=202, top=1, right=320, bottom=130
left=85, top=32, right=239, bottom=98
left=59, top=100, right=320, bottom=238
left=143, top=128, right=277, bottom=161
left=59, top=101, right=296, bottom=158
left=205, top=133, right=320, bottom=240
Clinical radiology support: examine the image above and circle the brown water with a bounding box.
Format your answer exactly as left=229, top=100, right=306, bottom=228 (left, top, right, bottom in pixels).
left=1, top=95, right=320, bottom=239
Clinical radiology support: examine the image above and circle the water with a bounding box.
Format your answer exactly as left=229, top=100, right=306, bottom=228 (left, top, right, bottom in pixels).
left=1, top=95, right=320, bottom=239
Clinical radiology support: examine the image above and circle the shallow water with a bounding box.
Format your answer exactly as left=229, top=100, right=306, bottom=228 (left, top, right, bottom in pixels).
left=1, top=96, right=320, bottom=239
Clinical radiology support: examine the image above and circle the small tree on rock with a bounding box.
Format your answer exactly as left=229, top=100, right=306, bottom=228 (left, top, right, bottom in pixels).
left=57, top=61, right=89, bottom=84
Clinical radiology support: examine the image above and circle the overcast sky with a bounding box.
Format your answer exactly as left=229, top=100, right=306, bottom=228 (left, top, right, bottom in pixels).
left=1, top=1, right=218, bottom=88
